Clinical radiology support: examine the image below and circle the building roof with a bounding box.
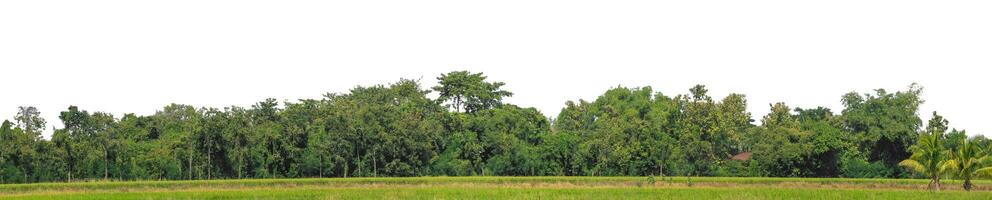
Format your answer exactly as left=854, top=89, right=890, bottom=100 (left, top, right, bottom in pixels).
left=731, top=152, right=752, bottom=161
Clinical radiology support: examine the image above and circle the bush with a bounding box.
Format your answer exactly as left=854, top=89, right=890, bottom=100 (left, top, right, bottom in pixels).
left=839, top=152, right=892, bottom=178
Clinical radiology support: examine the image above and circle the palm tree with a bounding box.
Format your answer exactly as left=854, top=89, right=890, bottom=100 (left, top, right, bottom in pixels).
left=942, top=138, right=992, bottom=191
left=899, top=132, right=947, bottom=190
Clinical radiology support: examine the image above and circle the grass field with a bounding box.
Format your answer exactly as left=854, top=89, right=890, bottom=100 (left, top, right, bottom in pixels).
left=1, top=177, right=990, bottom=199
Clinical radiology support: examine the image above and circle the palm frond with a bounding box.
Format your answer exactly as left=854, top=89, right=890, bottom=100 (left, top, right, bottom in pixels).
left=899, top=159, right=926, bottom=174
left=941, top=160, right=959, bottom=174
left=974, top=167, right=992, bottom=178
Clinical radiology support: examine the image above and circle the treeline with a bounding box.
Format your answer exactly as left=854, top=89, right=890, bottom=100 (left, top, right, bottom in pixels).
left=1, top=71, right=989, bottom=183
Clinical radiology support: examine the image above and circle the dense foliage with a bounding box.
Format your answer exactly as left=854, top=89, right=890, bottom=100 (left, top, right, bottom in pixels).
left=1, top=71, right=990, bottom=184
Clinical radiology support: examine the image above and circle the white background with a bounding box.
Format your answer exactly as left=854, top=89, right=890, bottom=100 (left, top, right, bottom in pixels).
left=1, top=1, right=990, bottom=138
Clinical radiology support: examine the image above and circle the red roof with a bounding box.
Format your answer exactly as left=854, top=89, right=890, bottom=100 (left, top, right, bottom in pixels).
left=731, top=152, right=752, bottom=161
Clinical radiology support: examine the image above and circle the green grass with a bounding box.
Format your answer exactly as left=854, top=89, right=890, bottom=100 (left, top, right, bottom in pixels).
left=5, top=187, right=991, bottom=200
left=2, top=177, right=991, bottom=199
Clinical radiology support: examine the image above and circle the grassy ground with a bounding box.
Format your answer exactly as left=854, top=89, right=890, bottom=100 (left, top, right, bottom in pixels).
left=1, top=177, right=990, bottom=199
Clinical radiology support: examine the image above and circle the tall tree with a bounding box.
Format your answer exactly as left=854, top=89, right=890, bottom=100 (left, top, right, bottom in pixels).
left=155, top=104, right=202, bottom=180
left=198, top=108, right=229, bottom=179
left=0, top=120, right=12, bottom=183
left=943, top=137, right=992, bottom=191
left=554, top=86, right=679, bottom=176
left=55, top=106, right=93, bottom=181
left=223, top=106, right=252, bottom=179
left=14, top=106, right=45, bottom=137
left=793, top=107, right=846, bottom=177
left=250, top=99, right=283, bottom=178
left=432, top=71, right=512, bottom=113
left=898, top=112, right=949, bottom=190
left=749, top=103, right=812, bottom=177
left=673, top=85, right=716, bottom=176
left=716, top=94, right=752, bottom=155
left=841, top=83, right=923, bottom=177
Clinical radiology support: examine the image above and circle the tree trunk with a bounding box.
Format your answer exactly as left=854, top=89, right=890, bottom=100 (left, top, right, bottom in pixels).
left=103, top=155, right=108, bottom=180
left=238, top=146, right=243, bottom=179
left=269, top=140, right=275, bottom=178
left=103, top=146, right=109, bottom=180
left=964, top=179, right=973, bottom=191
left=929, top=176, right=940, bottom=191
left=659, top=164, right=664, bottom=177
left=372, top=150, right=377, bottom=177
left=207, top=147, right=212, bottom=180
left=188, top=142, right=193, bottom=180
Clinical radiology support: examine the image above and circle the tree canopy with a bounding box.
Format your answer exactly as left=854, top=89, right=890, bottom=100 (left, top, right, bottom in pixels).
left=1, top=72, right=987, bottom=184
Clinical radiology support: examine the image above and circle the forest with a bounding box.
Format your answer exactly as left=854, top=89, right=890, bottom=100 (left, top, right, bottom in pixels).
left=0, top=71, right=988, bottom=184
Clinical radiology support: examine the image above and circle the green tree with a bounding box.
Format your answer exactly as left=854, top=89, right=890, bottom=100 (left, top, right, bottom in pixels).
left=15, top=106, right=45, bottom=137
left=470, top=105, right=548, bottom=175
left=794, top=107, right=847, bottom=177
left=432, top=71, right=512, bottom=113
left=223, top=106, right=252, bottom=179
left=943, top=137, right=992, bottom=191
left=111, top=114, right=150, bottom=181
left=284, top=99, right=324, bottom=178
left=154, top=104, right=203, bottom=180
left=55, top=106, right=92, bottom=181
left=673, top=85, right=750, bottom=176
left=898, top=112, right=949, bottom=190
left=89, top=112, right=116, bottom=180
left=198, top=108, right=229, bottom=179
left=249, top=99, right=283, bottom=178
left=553, top=86, right=676, bottom=176
left=1, top=120, right=39, bottom=183
left=716, top=94, right=752, bottom=156
left=840, top=84, right=923, bottom=177
left=748, top=103, right=812, bottom=177
left=944, top=129, right=968, bottom=151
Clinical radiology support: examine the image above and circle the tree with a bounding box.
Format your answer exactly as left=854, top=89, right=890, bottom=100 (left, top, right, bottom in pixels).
left=432, top=71, right=512, bottom=113
left=673, top=85, right=751, bottom=176
left=794, top=107, right=846, bottom=177
left=224, top=106, right=252, bottom=179
left=944, top=129, right=968, bottom=151
left=89, top=112, right=116, bottom=180
left=943, top=137, right=992, bottom=191
left=1, top=120, right=40, bottom=183
left=716, top=94, right=752, bottom=156
left=249, top=99, right=283, bottom=178
left=154, top=104, right=202, bottom=180
left=748, top=103, right=813, bottom=177
left=198, top=108, right=230, bottom=179
left=14, top=106, right=45, bottom=137
left=111, top=114, right=150, bottom=180
left=0, top=120, right=12, bottom=183
left=898, top=112, right=949, bottom=190
left=553, top=86, right=678, bottom=176
left=0, top=74, right=974, bottom=184
left=283, top=99, right=324, bottom=178
left=470, top=105, right=548, bottom=175
left=841, top=84, right=923, bottom=177
left=55, top=106, right=92, bottom=181
left=3, top=107, right=48, bottom=183
left=673, top=85, right=718, bottom=176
